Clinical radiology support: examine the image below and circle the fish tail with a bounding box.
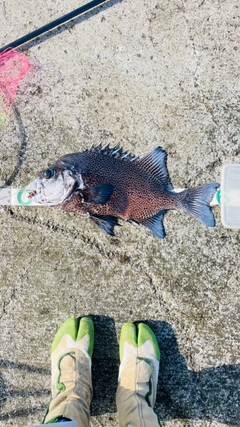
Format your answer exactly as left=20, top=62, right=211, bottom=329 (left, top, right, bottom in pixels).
left=178, top=183, right=220, bottom=227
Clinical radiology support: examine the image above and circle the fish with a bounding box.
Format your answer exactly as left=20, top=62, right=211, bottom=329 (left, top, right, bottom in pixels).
left=27, top=144, right=220, bottom=238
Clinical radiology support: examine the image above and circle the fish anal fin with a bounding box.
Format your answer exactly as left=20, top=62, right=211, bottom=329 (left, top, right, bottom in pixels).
left=90, top=214, right=120, bottom=236
left=80, top=183, right=114, bottom=205
left=139, top=210, right=168, bottom=238
left=138, top=146, right=173, bottom=190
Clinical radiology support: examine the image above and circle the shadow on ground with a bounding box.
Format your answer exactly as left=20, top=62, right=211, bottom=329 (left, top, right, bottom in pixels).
left=0, top=318, right=238, bottom=425
left=0, top=359, right=50, bottom=421
left=147, top=320, right=239, bottom=426
left=3, top=105, right=27, bottom=187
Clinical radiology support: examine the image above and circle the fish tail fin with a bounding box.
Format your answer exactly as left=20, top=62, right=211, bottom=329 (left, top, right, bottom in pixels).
left=179, top=183, right=220, bottom=227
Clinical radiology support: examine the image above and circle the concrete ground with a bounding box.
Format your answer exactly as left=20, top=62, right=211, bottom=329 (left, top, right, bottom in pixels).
left=0, top=0, right=239, bottom=426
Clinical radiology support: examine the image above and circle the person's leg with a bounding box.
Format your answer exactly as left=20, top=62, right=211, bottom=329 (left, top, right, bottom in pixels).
left=116, top=322, right=161, bottom=427
left=43, top=317, right=94, bottom=427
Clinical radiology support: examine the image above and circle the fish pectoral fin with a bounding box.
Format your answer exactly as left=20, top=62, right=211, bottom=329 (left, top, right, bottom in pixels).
left=90, top=214, right=120, bottom=236
left=139, top=210, right=168, bottom=238
left=80, top=183, right=114, bottom=205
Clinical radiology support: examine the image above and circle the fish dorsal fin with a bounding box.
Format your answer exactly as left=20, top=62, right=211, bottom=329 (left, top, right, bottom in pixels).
left=87, top=144, right=139, bottom=162
left=137, top=146, right=173, bottom=190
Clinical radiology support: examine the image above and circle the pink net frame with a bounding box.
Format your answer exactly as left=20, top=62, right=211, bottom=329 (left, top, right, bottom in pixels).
left=0, top=49, right=31, bottom=116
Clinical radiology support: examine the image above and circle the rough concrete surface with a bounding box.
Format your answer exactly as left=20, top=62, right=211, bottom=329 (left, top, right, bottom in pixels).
left=0, top=0, right=239, bottom=426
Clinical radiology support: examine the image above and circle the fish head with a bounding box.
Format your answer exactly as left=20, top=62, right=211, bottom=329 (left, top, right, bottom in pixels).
left=27, top=160, right=83, bottom=206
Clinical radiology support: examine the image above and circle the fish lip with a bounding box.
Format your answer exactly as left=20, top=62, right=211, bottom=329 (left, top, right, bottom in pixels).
left=28, top=190, right=37, bottom=199
left=26, top=180, right=38, bottom=199
left=26, top=178, right=42, bottom=200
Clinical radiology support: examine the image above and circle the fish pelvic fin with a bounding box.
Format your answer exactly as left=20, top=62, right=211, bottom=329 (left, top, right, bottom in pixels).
left=139, top=210, right=168, bottom=238
left=90, top=214, right=120, bottom=236
left=80, top=183, right=114, bottom=205
left=137, top=146, right=173, bottom=190
left=179, top=183, right=220, bottom=227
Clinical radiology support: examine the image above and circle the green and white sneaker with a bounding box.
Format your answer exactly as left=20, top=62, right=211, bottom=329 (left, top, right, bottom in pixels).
left=43, top=317, right=94, bottom=427
left=116, top=322, right=161, bottom=427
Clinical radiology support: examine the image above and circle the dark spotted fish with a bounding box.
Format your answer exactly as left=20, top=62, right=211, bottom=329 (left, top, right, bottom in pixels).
left=27, top=144, right=219, bottom=238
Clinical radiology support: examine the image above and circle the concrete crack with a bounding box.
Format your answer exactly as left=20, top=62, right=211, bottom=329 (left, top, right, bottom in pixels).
left=182, top=2, right=219, bottom=128
left=2, top=1, right=7, bottom=18
left=198, top=0, right=206, bottom=7
left=181, top=2, right=199, bottom=91
left=0, top=288, right=17, bottom=320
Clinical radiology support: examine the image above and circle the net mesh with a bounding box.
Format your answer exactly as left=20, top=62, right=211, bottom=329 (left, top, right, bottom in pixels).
left=0, top=49, right=31, bottom=123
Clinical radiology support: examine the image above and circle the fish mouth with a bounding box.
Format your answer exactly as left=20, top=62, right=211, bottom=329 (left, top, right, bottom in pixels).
left=26, top=182, right=75, bottom=206
left=27, top=184, right=77, bottom=202
left=26, top=171, right=81, bottom=206
left=26, top=179, right=49, bottom=204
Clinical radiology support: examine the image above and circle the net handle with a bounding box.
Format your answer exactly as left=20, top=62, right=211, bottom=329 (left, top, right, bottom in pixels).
left=0, top=0, right=108, bottom=53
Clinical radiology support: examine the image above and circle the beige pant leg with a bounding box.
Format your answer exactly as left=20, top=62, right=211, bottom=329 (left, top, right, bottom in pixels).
left=44, top=349, right=92, bottom=427
left=116, top=357, right=160, bottom=427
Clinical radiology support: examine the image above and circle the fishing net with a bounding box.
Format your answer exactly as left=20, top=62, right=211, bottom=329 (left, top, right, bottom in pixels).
left=0, top=50, right=31, bottom=125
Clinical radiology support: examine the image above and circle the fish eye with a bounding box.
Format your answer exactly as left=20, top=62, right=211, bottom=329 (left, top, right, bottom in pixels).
left=43, top=168, right=54, bottom=179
